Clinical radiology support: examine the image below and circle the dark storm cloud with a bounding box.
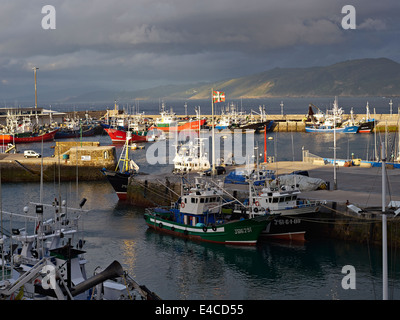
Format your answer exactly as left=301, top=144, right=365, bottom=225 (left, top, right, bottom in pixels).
left=0, top=0, right=399, bottom=99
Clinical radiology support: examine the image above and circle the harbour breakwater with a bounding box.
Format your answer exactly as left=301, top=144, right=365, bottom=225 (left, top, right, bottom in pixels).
left=75, top=110, right=399, bottom=132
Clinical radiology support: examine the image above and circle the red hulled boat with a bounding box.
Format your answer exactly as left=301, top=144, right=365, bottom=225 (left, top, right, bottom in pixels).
left=0, top=129, right=58, bottom=144
left=104, top=128, right=147, bottom=143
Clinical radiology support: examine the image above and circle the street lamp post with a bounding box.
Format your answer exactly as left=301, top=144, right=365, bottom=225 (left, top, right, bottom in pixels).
left=32, top=67, right=39, bottom=124
left=33, top=67, right=39, bottom=109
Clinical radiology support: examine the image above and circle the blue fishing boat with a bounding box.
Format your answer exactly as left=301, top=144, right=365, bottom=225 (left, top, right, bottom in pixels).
left=305, top=98, right=360, bottom=133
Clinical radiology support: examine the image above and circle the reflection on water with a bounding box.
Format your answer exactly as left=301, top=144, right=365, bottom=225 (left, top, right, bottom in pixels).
left=2, top=130, right=400, bottom=299
left=1, top=180, right=399, bottom=300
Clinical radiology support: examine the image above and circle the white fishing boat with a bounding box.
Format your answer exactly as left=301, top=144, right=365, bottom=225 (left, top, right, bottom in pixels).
left=172, top=138, right=210, bottom=174
left=253, top=178, right=324, bottom=241
left=0, top=199, right=160, bottom=300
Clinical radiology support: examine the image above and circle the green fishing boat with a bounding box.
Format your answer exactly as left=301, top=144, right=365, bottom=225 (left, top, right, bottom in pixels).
left=144, top=178, right=272, bottom=246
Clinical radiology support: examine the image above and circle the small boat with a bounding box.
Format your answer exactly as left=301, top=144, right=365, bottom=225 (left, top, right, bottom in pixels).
left=104, top=127, right=147, bottom=143
left=250, top=179, right=324, bottom=241
left=228, top=175, right=324, bottom=241
left=144, top=177, right=273, bottom=246
left=0, top=128, right=59, bottom=144
left=357, top=103, right=376, bottom=133
left=172, top=138, right=210, bottom=174
left=55, top=124, right=98, bottom=139
left=101, top=134, right=139, bottom=200
left=305, top=98, right=359, bottom=133
left=149, top=103, right=206, bottom=132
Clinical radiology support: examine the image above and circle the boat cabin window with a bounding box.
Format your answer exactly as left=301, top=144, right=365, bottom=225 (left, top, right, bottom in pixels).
left=200, top=198, right=204, bottom=203
left=272, top=198, right=279, bottom=203
left=285, top=196, right=291, bottom=202
left=191, top=198, right=195, bottom=203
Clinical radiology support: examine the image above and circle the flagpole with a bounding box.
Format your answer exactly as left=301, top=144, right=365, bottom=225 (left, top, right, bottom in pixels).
left=211, top=88, right=216, bottom=176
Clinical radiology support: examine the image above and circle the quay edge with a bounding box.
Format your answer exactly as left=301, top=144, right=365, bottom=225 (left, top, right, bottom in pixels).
left=0, top=142, right=116, bottom=182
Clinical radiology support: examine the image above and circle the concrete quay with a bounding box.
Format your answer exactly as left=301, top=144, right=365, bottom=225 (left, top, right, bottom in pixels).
left=129, top=161, right=400, bottom=208
left=0, top=142, right=116, bottom=182
left=127, top=160, right=400, bottom=246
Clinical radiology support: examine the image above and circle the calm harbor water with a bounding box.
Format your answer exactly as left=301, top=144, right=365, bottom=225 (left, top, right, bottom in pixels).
left=2, top=180, right=400, bottom=300
left=3, top=139, right=400, bottom=300
left=2, top=97, right=400, bottom=300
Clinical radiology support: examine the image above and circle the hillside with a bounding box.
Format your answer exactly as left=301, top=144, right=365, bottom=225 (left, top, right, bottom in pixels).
left=68, top=58, right=400, bottom=102
left=184, top=58, right=400, bottom=99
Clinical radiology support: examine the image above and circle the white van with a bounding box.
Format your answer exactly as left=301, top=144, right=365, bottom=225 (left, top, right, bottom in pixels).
left=24, top=150, right=41, bottom=158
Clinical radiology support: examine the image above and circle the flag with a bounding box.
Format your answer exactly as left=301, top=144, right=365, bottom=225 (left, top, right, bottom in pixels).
left=213, top=91, right=225, bottom=103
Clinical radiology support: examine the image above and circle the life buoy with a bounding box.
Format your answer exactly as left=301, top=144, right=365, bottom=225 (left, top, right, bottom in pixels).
left=255, top=201, right=260, bottom=207
left=181, top=202, right=185, bottom=208
left=34, top=278, right=41, bottom=286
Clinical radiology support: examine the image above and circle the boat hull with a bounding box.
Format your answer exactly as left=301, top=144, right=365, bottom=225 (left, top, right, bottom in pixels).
left=144, top=212, right=271, bottom=246
left=101, top=169, right=132, bottom=200
left=150, top=119, right=206, bottom=132
left=305, top=125, right=359, bottom=133
left=261, top=206, right=321, bottom=241
left=0, top=129, right=58, bottom=144
left=105, top=128, right=147, bottom=143
left=357, top=120, right=375, bottom=133
left=55, top=125, right=98, bottom=138
left=236, top=120, right=275, bottom=133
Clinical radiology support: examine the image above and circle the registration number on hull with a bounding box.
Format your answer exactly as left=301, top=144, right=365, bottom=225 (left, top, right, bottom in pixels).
left=234, top=227, right=252, bottom=235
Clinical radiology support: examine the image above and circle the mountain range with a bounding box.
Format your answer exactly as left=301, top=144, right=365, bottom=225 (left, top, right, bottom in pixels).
left=59, top=58, right=400, bottom=102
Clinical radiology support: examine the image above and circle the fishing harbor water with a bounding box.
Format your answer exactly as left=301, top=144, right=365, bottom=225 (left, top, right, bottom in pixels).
left=2, top=96, right=400, bottom=300
left=3, top=128, right=400, bottom=300
left=2, top=179, right=400, bottom=300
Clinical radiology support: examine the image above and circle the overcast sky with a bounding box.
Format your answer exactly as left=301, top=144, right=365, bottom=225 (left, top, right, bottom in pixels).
left=1, top=0, right=399, bottom=101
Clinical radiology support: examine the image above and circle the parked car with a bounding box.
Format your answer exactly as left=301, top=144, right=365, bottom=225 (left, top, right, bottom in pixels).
left=24, top=150, right=41, bottom=158
left=202, top=166, right=226, bottom=176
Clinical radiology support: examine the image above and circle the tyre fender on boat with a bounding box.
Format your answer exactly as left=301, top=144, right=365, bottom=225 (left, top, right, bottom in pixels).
left=158, top=222, right=163, bottom=228
left=212, top=225, right=217, bottom=231
left=203, top=226, right=207, bottom=232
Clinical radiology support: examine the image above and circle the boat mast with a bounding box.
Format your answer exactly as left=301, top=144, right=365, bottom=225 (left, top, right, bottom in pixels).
left=211, top=88, right=215, bottom=176
left=33, top=67, right=39, bottom=125
left=381, top=141, right=388, bottom=300
left=333, top=97, right=338, bottom=190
